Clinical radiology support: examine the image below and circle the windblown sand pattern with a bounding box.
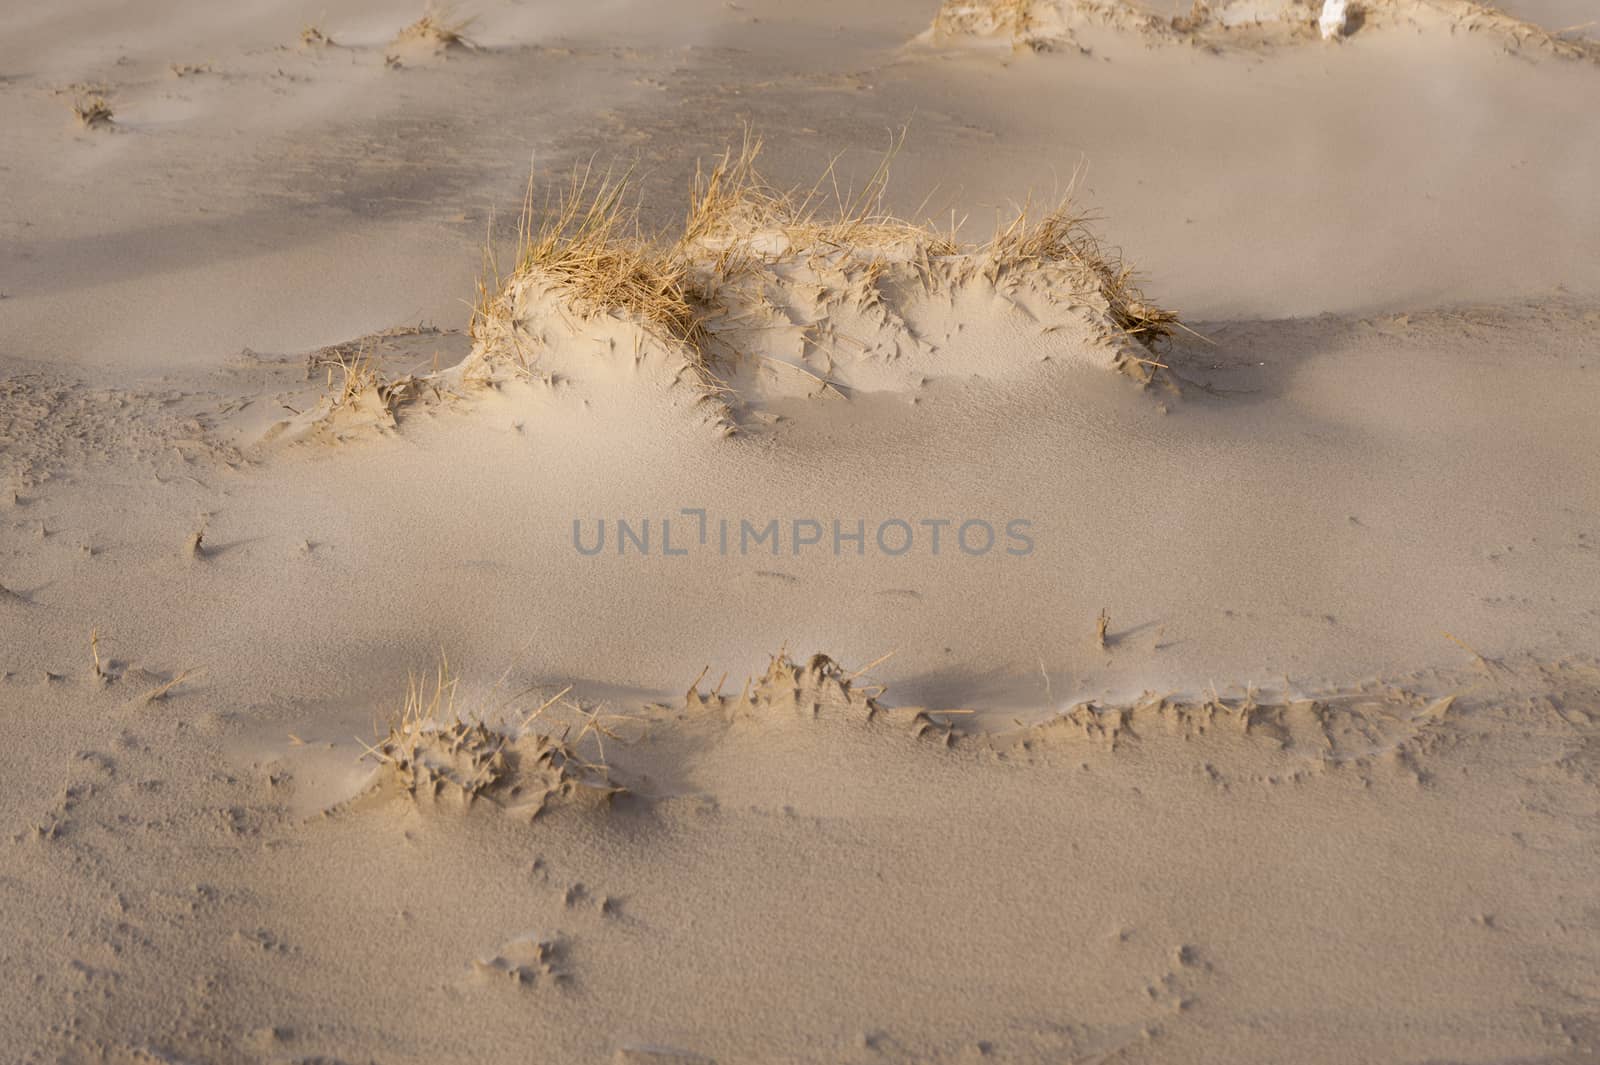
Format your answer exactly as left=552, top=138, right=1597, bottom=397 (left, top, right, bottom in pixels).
left=3, top=0, right=1599, bottom=1061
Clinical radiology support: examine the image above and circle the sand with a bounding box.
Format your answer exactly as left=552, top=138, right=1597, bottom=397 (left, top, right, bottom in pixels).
left=3, top=1, right=1599, bottom=1062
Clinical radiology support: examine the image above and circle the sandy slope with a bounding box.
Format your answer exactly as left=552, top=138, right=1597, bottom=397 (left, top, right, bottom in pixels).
left=3, top=1, right=1600, bottom=1063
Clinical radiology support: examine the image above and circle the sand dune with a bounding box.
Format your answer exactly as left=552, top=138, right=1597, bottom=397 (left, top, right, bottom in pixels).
left=922, top=0, right=1600, bottom=57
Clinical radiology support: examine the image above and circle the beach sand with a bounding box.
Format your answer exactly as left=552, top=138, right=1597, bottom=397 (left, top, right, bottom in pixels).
left=2, top=1, right=1599, bottom=1062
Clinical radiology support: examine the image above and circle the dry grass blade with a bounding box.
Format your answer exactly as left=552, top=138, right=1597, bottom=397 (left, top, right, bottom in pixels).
left=142, top=668, right=202, bottom=704
left=844, top=649, right=898, bottom=682
left=1443, top=631, right=1500, bottom=678
left=519, top=685, right=573, bottom=729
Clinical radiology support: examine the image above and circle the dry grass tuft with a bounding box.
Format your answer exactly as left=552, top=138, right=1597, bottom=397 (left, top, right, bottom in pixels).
left=986, top=201, right=1179, bottom=348
left=524, top=169, right=695, bottom=338
left=469, top=133, right=1179, bottom=387
left=680, top=131, right=960, bottom=262
left=319, top=344, right=424, bottom=420
left=931, top=0, right=1040, bottom=38
left=393, top=3, right=478, bottom=51
left=678, top=135, right=1174, bottom=350
left=72, top=95, right=114, bottom=129
left=268, top=339, right=439, bottom=444
left=361, top=660, right=623, bottom=815
left=324, top=345, right=383, bottom=408
left=471, top=166, right=705, bottom=370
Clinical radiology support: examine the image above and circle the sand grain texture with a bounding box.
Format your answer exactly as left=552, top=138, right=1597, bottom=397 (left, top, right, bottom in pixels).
left=2, top=0, right=1599, bottom=1062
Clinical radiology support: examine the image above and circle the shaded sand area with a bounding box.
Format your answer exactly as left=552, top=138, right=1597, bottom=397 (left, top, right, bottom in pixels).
left=3, top=0, right=1600, bottom=1062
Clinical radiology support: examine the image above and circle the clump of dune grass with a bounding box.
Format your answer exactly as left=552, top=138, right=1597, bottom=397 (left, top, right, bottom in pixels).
left=323, top=345, right=382, bottom=408
left=930, top=0, right=1038, bottom=38
left=468, top=132, right=1179, bottom=390
left=679, top=130, right=961, bottom=264
left=472, top=166, right=704, bottom=354
left=361, top=660, right=623, bottom=814
left=985, top=199, right=1179, bottom=348
left=393, top=3, right=478, bottom=51
left=72, top=95, right=114, bottom=129
left=269, top=336, right=443, bottom=443
left=679, top=133, right=1176, bottom=351
left=319, top=344, right=424, bottom=420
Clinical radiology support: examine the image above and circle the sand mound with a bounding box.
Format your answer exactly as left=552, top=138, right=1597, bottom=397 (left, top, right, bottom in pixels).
left=461, top=264, right=737, bottom=431
left=1007, top=684, right=1460, bottom=777
left=683, top=651, right=888, bottom=722
left=922, top=0, right=1600, bottom=57
left=455, top=138, right=1176, bottom=421
left=265, top=351, right=426, bottom=444
left=258, top=328, right=460, bottom=446
left=357, top=667, right=624, bottom=818
left=674, top=650, right=1600, bottom=795
left=387, top=4, right=478, bottom=62
left=678, top=650, right=992, bottom=749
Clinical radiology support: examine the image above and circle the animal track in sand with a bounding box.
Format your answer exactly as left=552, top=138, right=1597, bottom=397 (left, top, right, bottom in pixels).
left=472, top=932, right=569, bottom=988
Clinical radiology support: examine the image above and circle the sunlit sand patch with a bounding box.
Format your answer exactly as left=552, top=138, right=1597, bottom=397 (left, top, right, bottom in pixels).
left=922, top=0, right=1600, bottom=58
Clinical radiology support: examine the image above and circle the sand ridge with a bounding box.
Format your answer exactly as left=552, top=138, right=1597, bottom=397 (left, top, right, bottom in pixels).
left=921, top=0, right=1600, bottom=57
left=9, top=639, right=1597, bottom=1061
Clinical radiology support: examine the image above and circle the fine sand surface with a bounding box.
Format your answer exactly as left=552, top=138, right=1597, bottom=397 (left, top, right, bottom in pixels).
left=3, top=1, right=1600, bottom=1063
